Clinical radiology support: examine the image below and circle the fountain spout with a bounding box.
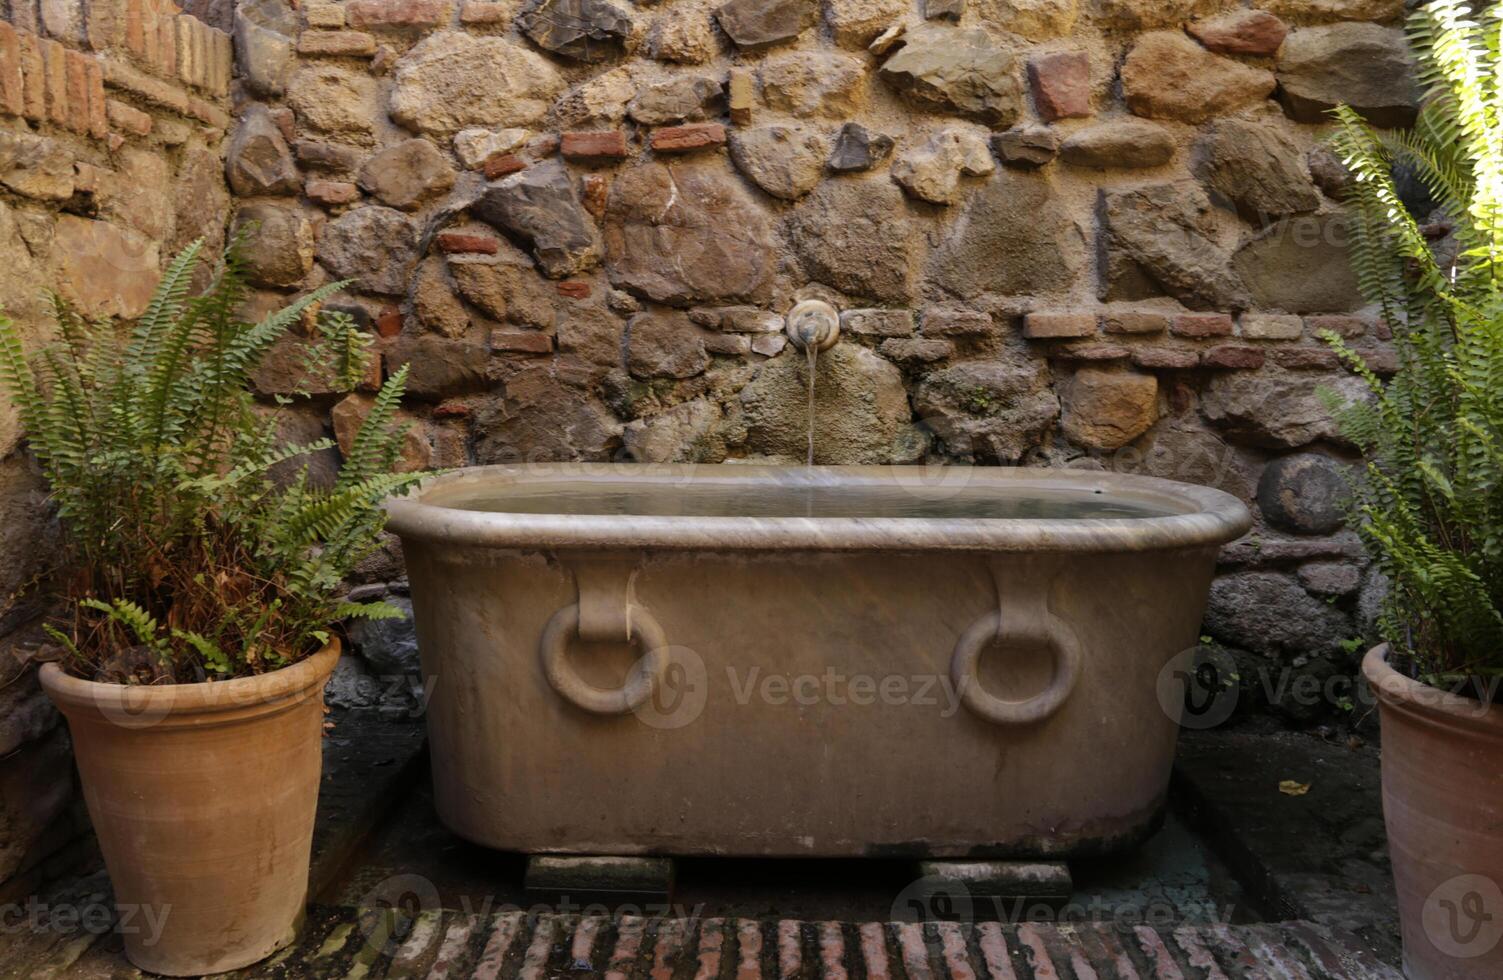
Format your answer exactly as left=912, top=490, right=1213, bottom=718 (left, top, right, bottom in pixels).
left=785, top=299, right=840, bottom=352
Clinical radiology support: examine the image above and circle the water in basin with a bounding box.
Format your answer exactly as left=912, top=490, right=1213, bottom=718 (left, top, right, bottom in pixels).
left=430, top=481, right=1180, bottom=521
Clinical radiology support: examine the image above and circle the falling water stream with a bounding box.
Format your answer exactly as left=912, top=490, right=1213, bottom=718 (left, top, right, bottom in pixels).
left=805, top=342, right=819, bottom=468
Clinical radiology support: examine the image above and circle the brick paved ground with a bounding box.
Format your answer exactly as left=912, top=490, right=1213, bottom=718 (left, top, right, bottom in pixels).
left=7, top=903, right=1400, bottom=979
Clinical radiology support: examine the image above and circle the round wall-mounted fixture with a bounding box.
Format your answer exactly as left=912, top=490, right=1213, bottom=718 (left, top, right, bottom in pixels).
left=785, top=299, right=840, bottom=352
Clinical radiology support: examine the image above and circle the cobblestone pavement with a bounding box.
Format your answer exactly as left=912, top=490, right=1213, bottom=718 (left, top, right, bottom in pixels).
left=9, top=905, right=1400, bottom=979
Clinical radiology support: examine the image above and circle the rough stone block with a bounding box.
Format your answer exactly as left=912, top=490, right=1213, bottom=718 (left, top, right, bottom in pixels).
left=306, top=3, right=347, bottom=27
left=1241, top=313, right=1303, bottom=340
left=490, top=329, right=554, bottom=354
left=1304, top=314, right=1367, bottom=339
left=879, top=337, right=953, bottom=365
left=842, top=308, right=914, bottom=337
left=436, top=231, right=500, bottom=254
left=346, top=0, right=452, bottom=29
left=924, top=308, right=996, bottom=336
left=306, top=179, right=360, bottom=205
left=1102, top=311, right=1168, bottom=335
left=459, top=0, right=510, bottom=22
left=1272, top=347, right=1340, bottom=371
left=727, top=66, right=753, bottom=124
left=1132, top=347, right=1200, bottom=370
left=106, top=97, right=151, bottom=135
left=298, top=30, right=378, bottom=56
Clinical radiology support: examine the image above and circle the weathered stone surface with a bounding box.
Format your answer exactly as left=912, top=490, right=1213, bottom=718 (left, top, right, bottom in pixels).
left=234, top=0, right=297, bottom=97
left=1258, top=452, right=1349, bottom=535
left=449, top=242, right=557, bottom=328
left=1197, top=118, right=1320, bottom=222
left=891, top=128, right=993, bottom=205
left=913, top=357, right=1059, bottom=462
left=1204, top=571, right=1352, bottom=657
left=759, top=51, right=865, bottom=118
left=295, top=139, right=364, bottom=173
left=48, top=216, right=159, bottom=319
left=824, top=0, right=905, bottom=49
left=1059, top=119, right=1173, bottom=169
left=358, top=139, right=455, bottom=210
left=287, top=64, right=380, bottom=135
left=1028, top=49, right=1089, bottom=122
left=331, top=395, right=430, bottom=472
left=411, top=257, right=471, bottom=337
left=453, top=128, right=530, bottom=170
left=1277, top=23, right=1416, bottom=129
left=626, top=310, right=711, bottom=379
left=786, top=177, right=918, bottom=303
left=1188, top=10, right=1288, bottom=57
left=0, top=457, right=60, bottom=635
left=553, top=67, right=638, bottom=127
left=1260, top=0, right=1403, bottom=25
left=1232, top=212, right=1363, bottom=313
left=1242, top=313, right=1303, bottom=340
left=729, top=124, right=830, bottom=200
left=390, top=32, right=565, bottom=135
left=828, top=122, right=893, bottom=172
left=226, top=103, right=298, bottom=197
left=518, top=0, right=633, bottom=62
left=386, top=333, right=490, bottom=397
left=879, top=27, right=1023, bottom=125
left=715, top=0, right=817, bottom=49
left=474, top=366, right=622, bottom=461
left=0, top=132, right=72, bottom=202
left=737, top=343, right=919, bottom=463
left=1060, top=367, right=1157, bottom=450
left=1123, top=419, right=1261, bottom=503
left=471, top=159, right=600, bottom=279
left=629, top=74, right=724, bottom=125
left=1298, top=561, right=1361, bottom=599
left=1087, top=0, right=1216, bottom=30
left=624, top=399, right=726, bottom=462
left=1201, top=364, right=1366, bottom=448
left=1122, top=31, right=1275, bottom=124
left=1100, top=182, right=1247, bottom=311
left=0, top=728, right=74, bottom=884
left=991, top=124, right=1058, bottom=168
left=317, top=205, right=419, bottom=294
left=232, top=201, right=314, bottom=288
left=604, top=162, right=776, bottom=305
left=1306, top=144, right=1353, bottom=200
left=971, top=0, right=1077, bottom=39
left=927, top=170, right=1081, bottom=300
left=649, top=2, right=718, bottom=63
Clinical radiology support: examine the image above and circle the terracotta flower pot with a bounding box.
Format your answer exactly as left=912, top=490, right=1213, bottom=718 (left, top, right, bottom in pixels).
left=1364, top=645, right=1503, bottom=980
left=39, top=640, right=340, bottom=977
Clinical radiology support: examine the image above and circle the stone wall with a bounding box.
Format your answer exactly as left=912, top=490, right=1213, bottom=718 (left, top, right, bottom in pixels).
left=0, top=0, right=232, bottom=895
left=226, top=0, right=1415, bottom=724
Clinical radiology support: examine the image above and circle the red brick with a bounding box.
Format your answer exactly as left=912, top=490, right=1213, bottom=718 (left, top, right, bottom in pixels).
left=434, top=399, right=472, bottom=418
left=1171, top=313, right=1234, bottom=338
left=1188, top=10, right=1288, bottom=58
left=158, top=11, right=177, bottom=79
left=556, top=280, right=590, bottom=298
left=347, top=0, right=451, bottom=28
left=1132, top=347, right=1200, bottom=370
left=1029, top=50, right=1090, bottom=122
left=375, top=305, right=403, bottom=338
left=64, top=50, right=90, bottom=135
left=85, top=58, right=107, bottom=139
left=106, top=97, right=152, bottom=135
left=0, top=23, right=22, bottom=117
left=436, top=231, right=500, bottom=254
left=1023, top=311, right=1097, bottom=338
left=482, top=152, right=526, bottom=179
left=1272, top=347, right=1340, bottom=370
left=1048, top=342, right=1130, bottom=361
left=561, top=130, right=628, bottom=160
left=582, top=172, right=608, bottom=216
left=306, top=179, right=360, bottom=205
left=186, top=94, right=229, bottom=129
left=1304, top=314, right=1367, bottom=339
left=924, top=309, right=996, bottom=336
left=126, top=0, right=146, bottom=56
left=17, top=33, right=44, bottom=122
left=1102, top=311, right=1168, bottom=335
left=650, top=122, right=725, bottom=153
left=298, top=30, right=378, bottom=56
left=1201, top=344, right=1265, bottom=369
left=490, top=329, right=553, bottom=354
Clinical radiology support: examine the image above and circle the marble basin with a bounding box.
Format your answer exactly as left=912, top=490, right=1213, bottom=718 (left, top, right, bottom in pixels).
left=384, top=463, right=1250, bottom=858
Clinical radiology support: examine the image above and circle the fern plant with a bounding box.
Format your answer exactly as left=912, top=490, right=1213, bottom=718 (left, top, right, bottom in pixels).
left=1325, top=0, right=1503, bottom=686
left=0, top=237, right=426, bottom=683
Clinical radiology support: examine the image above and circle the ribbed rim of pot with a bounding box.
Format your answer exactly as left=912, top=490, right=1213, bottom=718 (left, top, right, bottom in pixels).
left=384, top=463, right=1253, bottom=553
left=39, top=639, right=340, bottom=729
left=1362, top=644, right=1503, bottom=732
